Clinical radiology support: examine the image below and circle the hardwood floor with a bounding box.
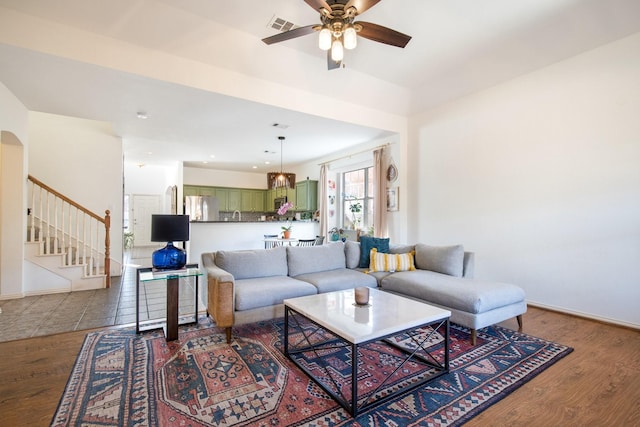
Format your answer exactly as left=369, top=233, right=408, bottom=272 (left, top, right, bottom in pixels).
left=0, top=307, right=638, bottom=426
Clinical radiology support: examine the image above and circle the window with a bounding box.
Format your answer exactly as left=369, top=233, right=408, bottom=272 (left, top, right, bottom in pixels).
left=341, top=167, right=374, bottom=232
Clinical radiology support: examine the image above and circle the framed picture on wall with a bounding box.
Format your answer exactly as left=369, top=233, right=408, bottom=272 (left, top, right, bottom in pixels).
left=387, top=187, right=399, bottom=211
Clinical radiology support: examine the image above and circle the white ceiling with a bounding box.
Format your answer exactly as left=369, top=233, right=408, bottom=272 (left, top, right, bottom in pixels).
left=1, top=0, right=639, bottom=171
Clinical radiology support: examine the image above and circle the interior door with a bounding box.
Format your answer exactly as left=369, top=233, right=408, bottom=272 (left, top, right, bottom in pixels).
left=132, top=194, right=162, bottom=246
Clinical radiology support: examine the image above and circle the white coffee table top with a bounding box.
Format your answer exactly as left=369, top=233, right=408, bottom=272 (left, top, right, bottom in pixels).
left=284, top=288, right=451, bottom=344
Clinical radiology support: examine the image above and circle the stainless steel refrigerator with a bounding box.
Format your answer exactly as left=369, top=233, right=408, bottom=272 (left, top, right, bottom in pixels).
left=184, top=196, right=219, bottom=222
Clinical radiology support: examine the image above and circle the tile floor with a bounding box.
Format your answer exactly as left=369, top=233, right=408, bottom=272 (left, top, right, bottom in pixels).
left=0, top=248, right=206, bottom=342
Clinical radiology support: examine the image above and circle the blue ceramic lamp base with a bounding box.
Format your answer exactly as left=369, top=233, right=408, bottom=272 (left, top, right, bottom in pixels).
left=152, top=242, right=186, bottom=270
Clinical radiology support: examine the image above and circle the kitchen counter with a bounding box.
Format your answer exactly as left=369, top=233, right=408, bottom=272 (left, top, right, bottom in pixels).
left=186, top=220, right=319, bottom=263
left=190, top=220, right=301, bottom=224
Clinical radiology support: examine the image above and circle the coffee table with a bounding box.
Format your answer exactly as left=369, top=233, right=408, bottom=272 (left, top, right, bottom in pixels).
left=283, top=288, right=451, bottom=416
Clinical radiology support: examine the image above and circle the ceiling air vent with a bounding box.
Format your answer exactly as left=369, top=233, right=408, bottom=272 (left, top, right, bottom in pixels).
left=268, top=15, right=298, bottom=32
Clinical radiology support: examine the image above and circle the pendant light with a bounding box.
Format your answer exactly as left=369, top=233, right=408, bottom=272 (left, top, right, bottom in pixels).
left=267, top=136, right=296, bottom=190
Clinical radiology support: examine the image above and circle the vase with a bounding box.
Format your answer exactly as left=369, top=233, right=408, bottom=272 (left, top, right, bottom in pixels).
left=283, top=230, right=291, bottom=239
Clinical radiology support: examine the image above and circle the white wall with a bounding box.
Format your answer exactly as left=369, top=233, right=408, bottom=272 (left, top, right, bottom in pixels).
left=28, top=112, right=124, bottom=276
left=409, top=32, right=640, bottom=327
left=0, top=82, right=28, bottom=299
left=184, top=166, right=267, bottom=189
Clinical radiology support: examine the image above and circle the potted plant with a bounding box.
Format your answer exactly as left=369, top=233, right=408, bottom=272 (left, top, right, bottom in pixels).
left=281, top=222, right=293, bottom=239
left=346, top=196, right=362, bottom=230
left=123, top=231, right=134, bottom=249
left=277, top=201, right=294, bottom=238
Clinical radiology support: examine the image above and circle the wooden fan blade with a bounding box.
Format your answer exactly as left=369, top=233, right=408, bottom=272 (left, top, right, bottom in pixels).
left=356, top=21, right=411, bottom=48
left=304, top=0, right=332, bottom=13
left=262, top=24, right=318, bottom=45
left=327, top=50, right=341, bottom=70
left=344, top=0, right=382, bottom=15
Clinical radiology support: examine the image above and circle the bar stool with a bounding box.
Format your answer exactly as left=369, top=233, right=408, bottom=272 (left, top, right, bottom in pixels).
left=264, top=234, right=280, bottom=249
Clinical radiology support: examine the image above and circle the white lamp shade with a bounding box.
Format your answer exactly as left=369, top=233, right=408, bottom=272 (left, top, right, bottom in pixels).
left=344, top=26, right=357, bottom=50
left=331, top=39, right=344, bottom=62
left=319, top=27, right=331, bottom=50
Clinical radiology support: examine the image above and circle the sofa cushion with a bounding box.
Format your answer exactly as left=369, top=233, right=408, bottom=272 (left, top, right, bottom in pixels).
left=215, top=246, right=287, bottom=280
left=294, top=269, right=377, bottom=293
left=234, top=276, right=317, bottom=311
left=287, top=242, right=346, bottom=277
left=369, top=248, right=416, bottom=272
left=359, top=236, right=390, bottom=268
left=389, top=244, right=415, bottom=254
left=415, top=244, right=464, bottom=277
left=344, top=240, right=361, bottom=269
left=380, top=270, right=526, bottom=314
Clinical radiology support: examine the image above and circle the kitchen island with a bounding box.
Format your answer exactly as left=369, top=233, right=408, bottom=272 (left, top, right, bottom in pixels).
left=186, top=220, right=319, bottom=264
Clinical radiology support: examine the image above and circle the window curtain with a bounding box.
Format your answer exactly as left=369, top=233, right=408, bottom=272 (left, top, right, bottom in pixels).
left=318, top=164, right=328, bottom=243
left=373, top=147, right=387, bottom=237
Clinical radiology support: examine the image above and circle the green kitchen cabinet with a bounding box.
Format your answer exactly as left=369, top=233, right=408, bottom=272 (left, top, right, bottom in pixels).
left=240, top=190, right=264, bottom=211
left=183, top=185, right=199, bottom=197
left=215, top=188, right=229, bottom=211
left=251, top=190, right=265, bottom=211
left=266, top=188, right=275, bottom=211
left=295, top=180, right=318, bottom=211
left=228, top=189, right=241, bottom=211
left=241, top=190, right=252, bottom=211
left=183, top=185, right=215, bottom=197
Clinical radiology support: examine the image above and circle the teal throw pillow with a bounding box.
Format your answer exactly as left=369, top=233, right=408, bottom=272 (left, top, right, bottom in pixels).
left=359, top=236, right=390, bottom=268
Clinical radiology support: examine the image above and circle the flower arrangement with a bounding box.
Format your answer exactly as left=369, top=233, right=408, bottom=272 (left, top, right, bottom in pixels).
left=277, top=201, right=293, bottom=216
left=278, top=201, right=294, bottom=237
left=328, top=227, right=346, bottom=241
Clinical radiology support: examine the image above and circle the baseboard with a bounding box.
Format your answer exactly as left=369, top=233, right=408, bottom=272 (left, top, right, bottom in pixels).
left=527, top=301, right=640, bottom=330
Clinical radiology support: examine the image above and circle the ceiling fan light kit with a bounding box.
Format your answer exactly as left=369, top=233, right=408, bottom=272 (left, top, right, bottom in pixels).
left=331, top=38, right=344, bottom=61
left=262, top=0, right=411, bottom=70
left=319, top=27, right=332, bottom=50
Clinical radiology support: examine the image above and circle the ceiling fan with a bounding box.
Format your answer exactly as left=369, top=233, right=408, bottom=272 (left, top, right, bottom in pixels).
left=262, top=0, right=411, bottom=70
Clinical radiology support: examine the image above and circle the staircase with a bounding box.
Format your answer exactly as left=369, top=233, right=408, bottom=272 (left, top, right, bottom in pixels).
left=25, top=175, right=111, bottom=290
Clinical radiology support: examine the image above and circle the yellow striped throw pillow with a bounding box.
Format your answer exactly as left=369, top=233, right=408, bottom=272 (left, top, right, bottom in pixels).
left=369, top=248, right=416, bottom=272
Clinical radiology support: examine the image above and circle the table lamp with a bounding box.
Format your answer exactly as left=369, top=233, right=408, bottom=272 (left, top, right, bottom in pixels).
left=150, top=214, right=190, bottom=270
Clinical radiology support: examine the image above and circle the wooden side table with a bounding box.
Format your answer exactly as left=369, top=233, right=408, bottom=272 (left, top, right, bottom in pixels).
left=136, top=263, right=202, bottom=341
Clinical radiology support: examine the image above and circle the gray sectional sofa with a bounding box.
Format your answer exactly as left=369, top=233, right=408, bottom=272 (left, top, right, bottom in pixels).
left=201, top=240, right=526, bottom=344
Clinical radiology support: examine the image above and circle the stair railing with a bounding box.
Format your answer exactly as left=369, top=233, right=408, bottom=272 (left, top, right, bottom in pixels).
left=26, top=175, right=111, bottom=287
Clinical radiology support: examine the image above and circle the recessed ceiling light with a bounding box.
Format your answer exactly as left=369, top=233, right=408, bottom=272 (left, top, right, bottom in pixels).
left=203, top=161, right=208, bottom=164
left=137, top=111, right=148, bottom=119
left=264, top=161, right=270, bottom=165
left=252, top=165, right=258, bottom=169
left=210, top=155, right=215, bottom=158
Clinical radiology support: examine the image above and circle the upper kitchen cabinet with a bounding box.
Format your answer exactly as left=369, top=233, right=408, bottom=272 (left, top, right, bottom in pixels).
left=183, top=185, right=267, bottom=212
left=241, top=190, right=265, bottom=212
left=228, top=189, right=241, bottom=212
left=184, top=185, right=215, bottom=197
left=296, top=180, right=318, bottom=211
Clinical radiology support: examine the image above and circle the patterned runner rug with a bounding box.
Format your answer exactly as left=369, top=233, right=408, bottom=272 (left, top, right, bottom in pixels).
left=51, top=317, right=572, bottom=426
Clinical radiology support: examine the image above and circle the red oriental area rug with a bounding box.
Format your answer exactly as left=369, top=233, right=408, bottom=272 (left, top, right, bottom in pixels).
left=51, top=317, right=572, bottom=426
